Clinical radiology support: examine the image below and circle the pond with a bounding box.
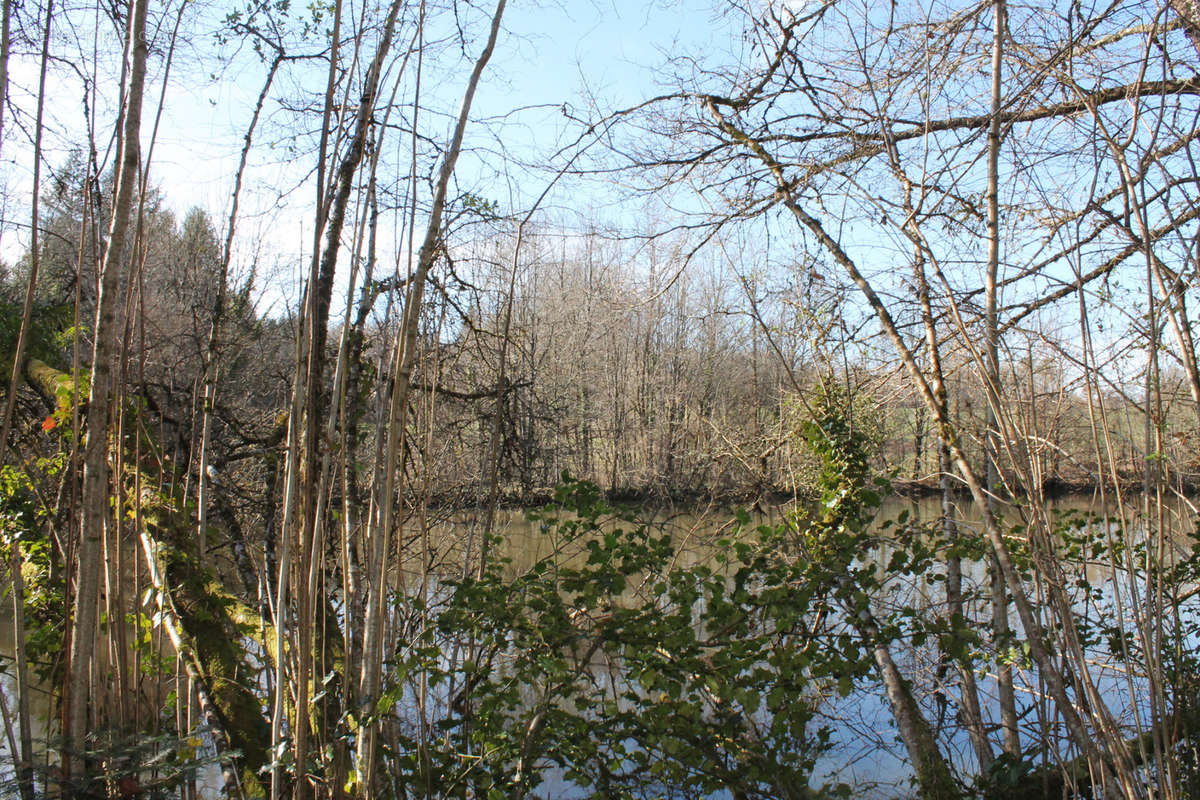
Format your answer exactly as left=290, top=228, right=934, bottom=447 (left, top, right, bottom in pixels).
left=3, top=490, right=1195, bottom=798
left=409, top=490, right=1199, bottom=798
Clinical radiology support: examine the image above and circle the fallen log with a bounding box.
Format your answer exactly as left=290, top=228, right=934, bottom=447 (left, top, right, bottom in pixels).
left=23, top=357, right=273, bottom=797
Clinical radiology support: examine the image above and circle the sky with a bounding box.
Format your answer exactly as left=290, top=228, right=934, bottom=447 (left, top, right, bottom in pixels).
left=0, top=0, right=1177, bottom=389
left=0, top=0, right=743, bottom=279
left=152, top=0, right=724, bottom=210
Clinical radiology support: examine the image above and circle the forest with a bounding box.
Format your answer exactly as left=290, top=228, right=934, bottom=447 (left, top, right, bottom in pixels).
left=0, top=0, right=1199, bottom=797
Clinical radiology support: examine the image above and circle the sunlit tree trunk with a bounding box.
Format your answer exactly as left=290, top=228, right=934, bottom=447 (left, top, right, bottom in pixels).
left=68, top=0, right=148, bottom=790
left=983, top=0, right=1020, bottom=759
left=270, top=0, right=342, bottom=794
left=356, top=1, right=507, bottom=789
left=918, top=243, right=994, bottom=774
left=291, top=4, right=405, bottom=796
left=872, top=50, right=997, bottom=773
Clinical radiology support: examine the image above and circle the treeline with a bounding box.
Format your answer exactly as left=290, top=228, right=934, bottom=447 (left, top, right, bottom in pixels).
left=349, top=229, right=1200, bottom=503
left=14, top=182, right=1193, bottom=508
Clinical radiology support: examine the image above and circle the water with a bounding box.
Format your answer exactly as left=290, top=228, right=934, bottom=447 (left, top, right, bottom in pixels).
left=3, top=492, right=1194, bottom=798
left=423, top=492, right=1199, bottom=797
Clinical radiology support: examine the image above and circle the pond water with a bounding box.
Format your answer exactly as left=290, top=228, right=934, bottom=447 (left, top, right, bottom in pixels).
left=3, top=491, right=1195, bottom=798
left=419, top=491, right=1198, bottom=798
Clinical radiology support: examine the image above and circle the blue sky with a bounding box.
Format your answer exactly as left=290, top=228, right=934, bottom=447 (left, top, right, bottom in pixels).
left=1, top=0, right=1173, bottom=390
left=0, top=0, right=739, bottom=269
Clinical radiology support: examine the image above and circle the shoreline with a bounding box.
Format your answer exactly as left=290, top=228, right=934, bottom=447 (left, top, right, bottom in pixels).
left=417, top=472, right=1200, bottom=513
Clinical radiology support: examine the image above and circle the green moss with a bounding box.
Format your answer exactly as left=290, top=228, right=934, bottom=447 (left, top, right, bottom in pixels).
left=0, top=302, right=73, bottom=384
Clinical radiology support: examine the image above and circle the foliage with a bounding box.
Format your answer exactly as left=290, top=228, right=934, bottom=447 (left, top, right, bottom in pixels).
left=0, top=301, right=73, bottom=387
left=798, top=379, right=884, bottom=529
left=34, top=727, right=234, bottom=800
left=0, top=459, right=68, bottom=685
left=376, top=475, right=848, bottom=799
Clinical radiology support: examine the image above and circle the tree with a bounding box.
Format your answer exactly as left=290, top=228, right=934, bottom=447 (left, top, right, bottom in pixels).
left=607, top=0, right=1200, bottom=795
left=69, top=0, right=149, bottom=789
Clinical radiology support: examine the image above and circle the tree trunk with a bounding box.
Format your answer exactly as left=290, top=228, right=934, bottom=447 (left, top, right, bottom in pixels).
left=700, top=94, right=1144, bottom=789
left=983, top=0, right=1020, bottom=758
left=356, top=1, right=507, bottom=789
left=0, top=0, right=10, bottom=160
left=844, top=587, right=960, bottom=800
left=0, top=5, right=52, bottom=796
left=68, top=0, right=148, bottom=789
left=25, top=358, right=272, bottom=796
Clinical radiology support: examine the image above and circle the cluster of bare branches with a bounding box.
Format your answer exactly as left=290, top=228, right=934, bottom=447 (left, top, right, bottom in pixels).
left=590, top=0, right=1200, bottom=796
left=5, top=0, right=1200, bottom=797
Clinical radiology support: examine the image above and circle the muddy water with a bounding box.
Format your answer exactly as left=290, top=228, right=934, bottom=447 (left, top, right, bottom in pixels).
left=418, top=492, right=1198, bottom=797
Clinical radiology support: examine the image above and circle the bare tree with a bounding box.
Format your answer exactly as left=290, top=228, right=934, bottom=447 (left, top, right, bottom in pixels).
left=355, top=2, right=507, bottom=789
left=69, top=0, right=148, bottom=788
left=600, top=0, right=1200, bottom=794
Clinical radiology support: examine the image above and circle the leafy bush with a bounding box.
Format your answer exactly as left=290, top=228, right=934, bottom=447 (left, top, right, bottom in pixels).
left=376, top=475, right=847, bottom=799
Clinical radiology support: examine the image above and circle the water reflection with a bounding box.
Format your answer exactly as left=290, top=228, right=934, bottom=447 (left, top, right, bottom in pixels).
left=3, top=491, right=1193, bottom=798
left=421, top=492, right=1198, bottom=798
